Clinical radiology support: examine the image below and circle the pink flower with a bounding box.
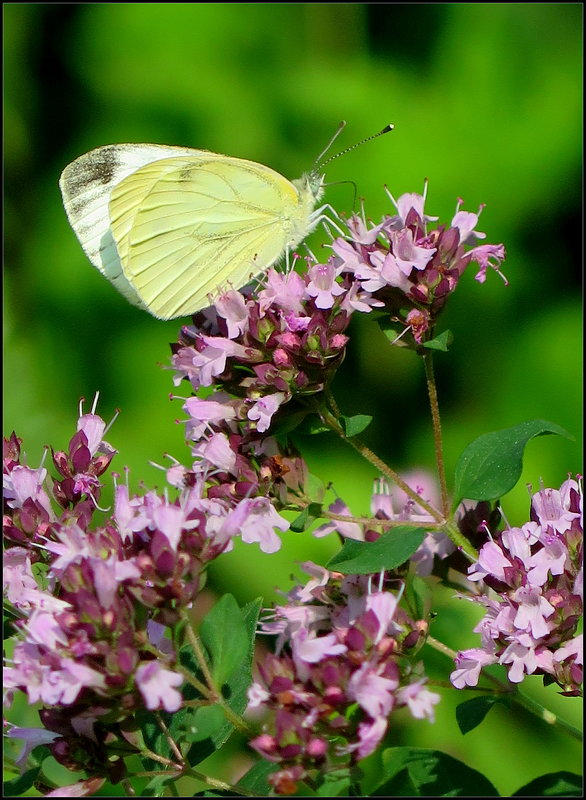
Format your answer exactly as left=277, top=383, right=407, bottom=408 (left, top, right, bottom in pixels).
left=306, top=261, right=346, bottom=309
left=450, top=648, right=498, bottom=689
left=396, top=681, right=441, bottom=722
left=389, top=228, right=436, bottom=275
left=192, top=336, right=254, bottom=386
left=450, top=199, right=486, bottom=245
left=248, top=392, right=286, bottom=433
left=192, top=432, right=237, bottom=474
left=183, top=395, right=237, bottom=441
left=215, top=289, right=250, bottom=339
left=135, top=661, right=183, bottom=712
left=313, top=498, right=363, bottom=541
left=258, top=268, right=307, bottom=314
left=224, top=497, right=290, bottom=553
left=348, top=664, right=397, bottom=718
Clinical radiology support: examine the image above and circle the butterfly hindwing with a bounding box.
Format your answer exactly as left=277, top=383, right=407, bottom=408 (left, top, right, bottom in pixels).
left=111, top=155, right=302, bottom=319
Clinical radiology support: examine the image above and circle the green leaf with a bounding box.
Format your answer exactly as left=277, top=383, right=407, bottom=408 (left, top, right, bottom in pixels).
left=182, top=705, right=225, bottom=743
left=315, top=770, right=352, bottom=796
left=378, top=317, right=406, bottom=344
left=453, top=419, right=573, bottom=503
left=298, top=415, right=330, bottom=435
left=271, top=409, right=310, bottom=436
left=404, top=575, right=432, bottom=620
left=327, top=527, right=424, bottom=575
left=290, top=502, right=323, bottom=532
left=422, top=329, right=453, bottom=351
left=360, top=747, right=499, bottom=796
left=236, top=759, right=278, bottom=794
left=512, top=771, right=583, bottom=797
left=139, top=598, right=262, bottom=770
left=341, top=414, right=373, bottom=437
left=199, top=593, right=249, bottom=687
left=3, top=765, right=41, bottom=796
left=455, top=695, right=508, bottom=734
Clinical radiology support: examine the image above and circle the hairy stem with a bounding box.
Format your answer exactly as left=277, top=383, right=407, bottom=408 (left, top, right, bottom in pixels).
left=320, top=405, right=477, bottom=558
left=423, top=353, right=450, bottom=517
left=155, top=711, right=184, bottom=764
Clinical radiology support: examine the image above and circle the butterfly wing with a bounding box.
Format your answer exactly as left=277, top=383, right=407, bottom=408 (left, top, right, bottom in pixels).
left=59, top=143, right=208, bottom=307
left=109, top=155, right=307, bottom=319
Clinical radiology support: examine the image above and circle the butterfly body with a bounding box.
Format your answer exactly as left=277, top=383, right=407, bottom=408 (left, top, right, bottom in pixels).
left=60, top=144, right=325, bottom=319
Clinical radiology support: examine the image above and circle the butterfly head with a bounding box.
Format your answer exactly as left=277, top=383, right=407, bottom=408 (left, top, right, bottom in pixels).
left=293, top=171, right=326, bottom=206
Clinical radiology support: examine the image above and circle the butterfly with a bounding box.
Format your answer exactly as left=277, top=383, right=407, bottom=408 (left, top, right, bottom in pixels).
left=59, top=125, right=393, bottom=320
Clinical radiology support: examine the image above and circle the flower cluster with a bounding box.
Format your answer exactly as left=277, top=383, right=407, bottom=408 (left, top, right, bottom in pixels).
left=4, top=397, right=293, bottom=780
left=171, top=185, right=506, bottom=444
left=247, top=562, right=440, bottom=795
left=451, top=477, right=583, bottom=694
left=332, top=186, right=507, bottom=343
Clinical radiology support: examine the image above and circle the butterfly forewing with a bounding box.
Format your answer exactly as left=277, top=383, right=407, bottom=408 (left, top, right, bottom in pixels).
left=59, top=144, right=209, bottom=307
left=111, top=156, right=305, bottom=319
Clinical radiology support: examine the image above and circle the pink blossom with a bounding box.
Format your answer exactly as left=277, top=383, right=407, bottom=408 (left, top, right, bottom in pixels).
left=183, top=395, right=237, bottom=441
left=225, top=496, right=290, bottom=553
left=248, top=392, right=286, bottom=433
left=396, top=681, right=441, bottom=721
left=306, top=261, right=346, bottom=309
left=135, top=661, right=183, bottom=712
left=386, top=185, right=439, bottom=227
left=313, top=498, right=363, bottom=541
left=44, top=777, right=106, bottom=797
left=3, top=465, right=53, bottom=515
left=191, top=431, right=237, bottom=474
left=450, top=199, right=486, bottom=245
left=511, top=586, right=555, bottom=639
left=499, top=635, right=540, bottom=683
left=3, top=548, right=39, bottom=607
left=450, top=648, right=498, bottom=688
left=389, top=228, right=436, bottom=275
left=467, top=243, right=507, bottom=284
left=468, top=540, right=514, bottom=583
left=258, top=268, right=307, bottom=314
left=347, top=664, right=397, bottom=718
left=192, top=336, right=254, bottom=386
left=215, top=289, right=250, bottom=338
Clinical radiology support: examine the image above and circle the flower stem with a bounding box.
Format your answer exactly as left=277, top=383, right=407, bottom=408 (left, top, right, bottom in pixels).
left=511, top=689, right=583, bottom=742
left=320, top=406, right=444, bottom=523
left=155, top=711, right=184, bottom=764
left=423, top=352, right=450, bottom=518
left=320, top=403, right=477, bottom=558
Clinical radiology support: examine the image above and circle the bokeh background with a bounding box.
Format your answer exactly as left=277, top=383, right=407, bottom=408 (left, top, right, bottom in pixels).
left=4, top=3, right=582, bottom=796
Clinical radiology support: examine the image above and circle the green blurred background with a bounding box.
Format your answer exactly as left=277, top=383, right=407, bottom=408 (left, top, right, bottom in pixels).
left=4, top=3, right=582, bottom=795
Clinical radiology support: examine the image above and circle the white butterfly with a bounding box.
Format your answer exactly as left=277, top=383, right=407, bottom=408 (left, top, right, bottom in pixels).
left=59, top=143, right=328, bottom=320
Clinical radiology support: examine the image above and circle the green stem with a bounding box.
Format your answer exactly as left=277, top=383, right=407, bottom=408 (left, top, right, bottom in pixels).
left=323, top=509, right=445, bottom=530
left=155, top=711, right=184, bottom=764
left=135, top=768, right=258, bottom=797
left=181, top=611, right=255, bottom=737
left=140, top=746, right=183, bottom=771
left=512, top=689, right=583, bottom=741
left=321, top=407, right=443, bottom=522
left=320, top=406, right=477, bottom=559
left=122, top=779, right=137, bottom=796
left=423, top=352, right=450, bottom=517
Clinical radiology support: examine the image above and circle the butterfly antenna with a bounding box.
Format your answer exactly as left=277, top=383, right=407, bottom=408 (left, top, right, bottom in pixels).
left=312, top=120, right=347, bottom=169
left=315, top=122, right=394, bottom=172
